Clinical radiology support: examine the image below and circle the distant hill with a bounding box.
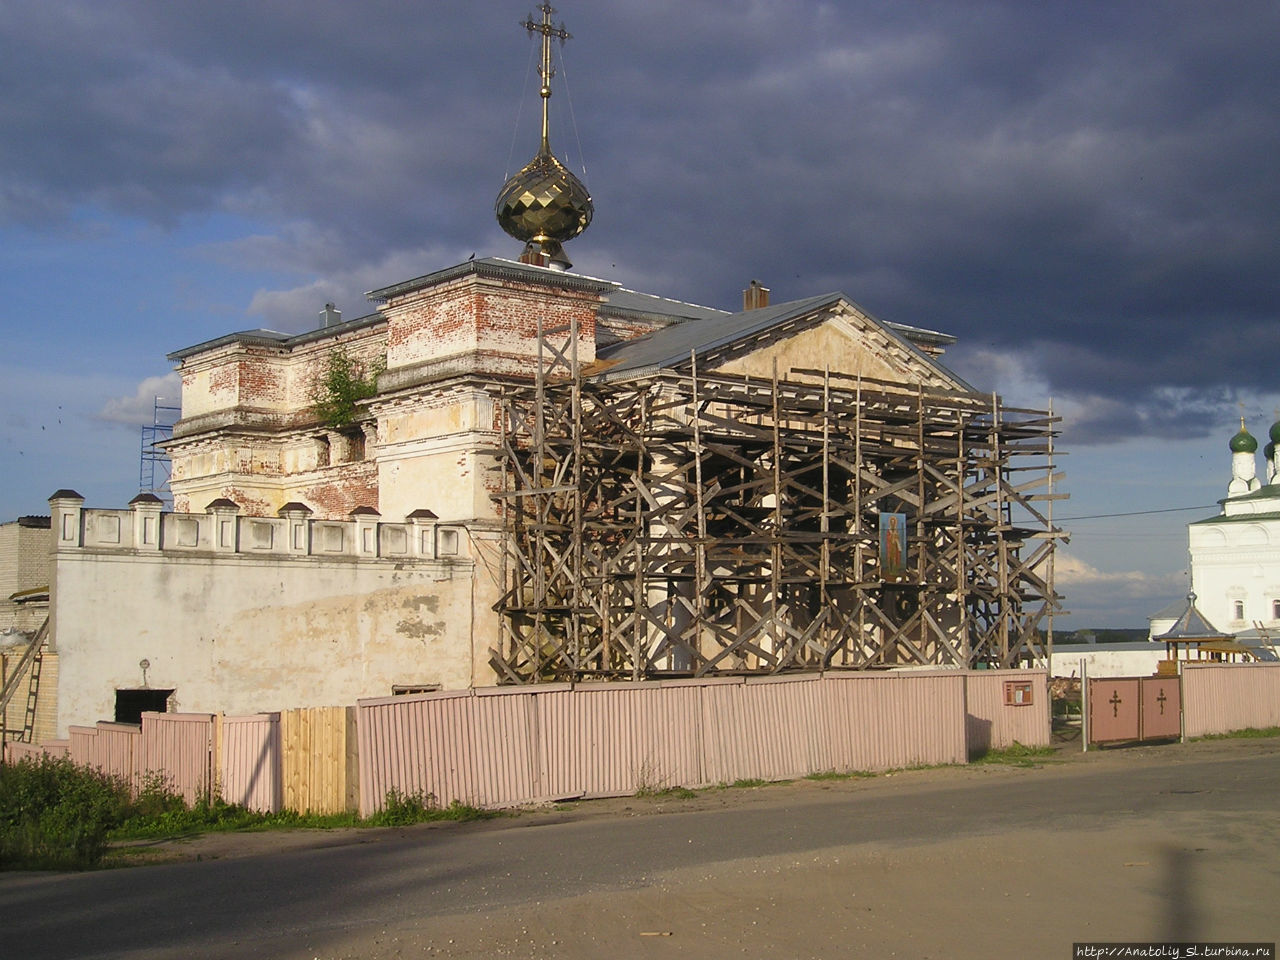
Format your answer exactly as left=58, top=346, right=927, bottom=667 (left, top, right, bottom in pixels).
left=1049, top=628, right=1150, bottom=645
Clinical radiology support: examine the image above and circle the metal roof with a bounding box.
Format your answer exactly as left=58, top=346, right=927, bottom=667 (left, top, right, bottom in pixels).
left=1152, top=594, right=1233, bottom=641
left=365, top=256, right=614, bottom=302
left=592, top=291, right=968, bottom=388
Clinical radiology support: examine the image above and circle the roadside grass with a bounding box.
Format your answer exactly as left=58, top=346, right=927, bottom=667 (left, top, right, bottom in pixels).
left=804, top=770, right=876, bottom=782
left=1192, top=726, right=1280, bottom=742
left=969, top=742, right=1058, bottom=767
left=0, top=756, right=494, bottom=872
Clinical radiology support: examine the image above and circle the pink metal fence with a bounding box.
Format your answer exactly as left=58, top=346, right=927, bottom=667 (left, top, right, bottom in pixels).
left=140, top=713, right=213, bottom=804
left=68, top=723, right=142, bottom=782
left=964, top=669, right=1050, bottom=756
left=1182, top=663, right=1280, bottom=738
left=219, top=713, right=281, bottom=812
left=357, top=671, right=972, bottom=816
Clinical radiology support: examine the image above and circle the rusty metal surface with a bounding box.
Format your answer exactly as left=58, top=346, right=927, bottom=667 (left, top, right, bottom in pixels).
left=1088, top=678, right=1140, bottom=743
left=1182, top=662, right=1280, bottom=738
left=964, top=670, right=1051, bottom=754
left=220, top=713, right=281, bottom=812
left=1139, top=677, right=1181, bottom=740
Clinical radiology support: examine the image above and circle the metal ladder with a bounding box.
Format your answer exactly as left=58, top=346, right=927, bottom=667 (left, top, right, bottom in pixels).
left=1251, top=621, right=1279, bottom=661
left=1, top=616, right=47, bottom=743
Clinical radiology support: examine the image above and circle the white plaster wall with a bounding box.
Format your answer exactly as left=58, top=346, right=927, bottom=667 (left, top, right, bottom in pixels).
left=53, top=550, right=485, bottom=736
left=1050, top=644, right=1167, bottom=678
left=1190, top=520, right=1280, bottom=632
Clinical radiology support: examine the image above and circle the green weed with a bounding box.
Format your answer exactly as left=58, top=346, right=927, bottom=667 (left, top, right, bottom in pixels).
left=804, top=770, right=876, bottom=782
left=1193, top=726, right=1280, bottom=741
left=970, top=742, right=1057, bottom=766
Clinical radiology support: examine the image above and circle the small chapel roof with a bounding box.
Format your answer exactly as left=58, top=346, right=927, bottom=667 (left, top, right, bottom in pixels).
left=1152, top=593, right=1233, bottom=642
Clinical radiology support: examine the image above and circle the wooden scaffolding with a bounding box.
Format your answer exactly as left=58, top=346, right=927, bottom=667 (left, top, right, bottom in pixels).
left=493, top=321, right=1064, bottom=682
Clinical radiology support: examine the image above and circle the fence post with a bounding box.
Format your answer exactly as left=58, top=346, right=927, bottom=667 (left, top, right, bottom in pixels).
left=1080, top=658, right=1088, bottom=752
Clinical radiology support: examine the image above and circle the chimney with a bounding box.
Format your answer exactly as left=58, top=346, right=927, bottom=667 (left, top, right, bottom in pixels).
left=319, top=303, right=342, bottom=329
left=743, top=280, right=770, bottom=311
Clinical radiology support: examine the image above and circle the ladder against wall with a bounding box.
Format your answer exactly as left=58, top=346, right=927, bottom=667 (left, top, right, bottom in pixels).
left=1, top=616, right=48, bottom=743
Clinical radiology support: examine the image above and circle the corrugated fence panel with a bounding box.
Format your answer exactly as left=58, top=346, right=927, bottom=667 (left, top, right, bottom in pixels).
left=68, top=723, right=139, bottom=783
left=472, top=688, right=537, bottom=806
left=357, top=690, right=479, bottom=816
left=542, top=681, right=704, bottom=799
left=533, top=687, right=585, bottom=801
left=4, top=740, right=49, bottom=763
left=281, top=707, right=358, bottom=814
left=1183, top=663, right=1280, bottom=738
left=700, top=678, right=752, bottom=785
left=141, top=713, right=213, bottom=804
left=220, top=713, right=281, bottom=812
left=964, top=670, right=1050, bottom=755
left=740, top=675, right=833, bottom=782
left=823, top=672, right=967, bottom=771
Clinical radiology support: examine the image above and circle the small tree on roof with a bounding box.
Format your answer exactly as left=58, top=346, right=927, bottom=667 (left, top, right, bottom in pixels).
left=311, top=349, right=385, bottom=429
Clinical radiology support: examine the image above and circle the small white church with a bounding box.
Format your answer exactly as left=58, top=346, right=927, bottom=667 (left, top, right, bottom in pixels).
left=1150, top=419, right=1280, bottom=643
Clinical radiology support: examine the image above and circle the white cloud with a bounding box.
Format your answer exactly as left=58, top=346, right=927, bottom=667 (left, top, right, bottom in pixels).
left=245, top=244, right=474, bottom=332
left=1054, top=549, right=1189, bottom=629
left=96, top=373, right=182, bottom=426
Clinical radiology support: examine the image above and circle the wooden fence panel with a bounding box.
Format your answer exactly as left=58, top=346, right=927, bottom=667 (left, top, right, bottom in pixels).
left=281, top=706, right=358, bottom=814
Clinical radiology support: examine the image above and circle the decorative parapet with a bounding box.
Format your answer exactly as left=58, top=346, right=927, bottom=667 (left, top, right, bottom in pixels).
left=48, top=492, right=466, bottom=563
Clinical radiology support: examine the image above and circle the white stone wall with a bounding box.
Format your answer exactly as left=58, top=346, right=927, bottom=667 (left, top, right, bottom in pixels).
left=1050, top=644, right=1167, bottom=678
left=52, top=549, right=483, bottom=737
left=47, top=496, right=504, bottom=736
left=1189, top=515, right=1280, bottom=634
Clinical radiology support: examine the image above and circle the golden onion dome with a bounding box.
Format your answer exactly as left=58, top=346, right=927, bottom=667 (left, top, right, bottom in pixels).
left=496, top=4, right=591, bottom=270
left=495, top=149, right=593, bottom=247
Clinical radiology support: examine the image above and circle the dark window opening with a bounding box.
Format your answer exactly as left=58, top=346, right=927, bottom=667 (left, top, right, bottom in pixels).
left=114, top=689, right=173, bottom=725
left=392, top=684, right=442, bottom=696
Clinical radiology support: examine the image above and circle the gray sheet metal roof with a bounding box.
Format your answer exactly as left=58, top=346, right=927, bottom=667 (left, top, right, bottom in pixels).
left=166, top=311, right=385, bottom=362
left=366, top=256, right=615, bottom=302
left=600, top=288, right=730, bottom=325
left=592, top=291, right=967, bottom=388
left=1152, top=594, right=1233, bottom=640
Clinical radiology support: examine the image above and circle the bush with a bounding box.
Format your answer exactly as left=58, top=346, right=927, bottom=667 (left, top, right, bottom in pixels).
left=0, top=756, right=132, bottom=870
left=2, top=756, right=494, bottom=871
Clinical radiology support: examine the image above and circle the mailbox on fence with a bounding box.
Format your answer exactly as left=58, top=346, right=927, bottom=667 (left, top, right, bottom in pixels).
left=1003, top=680, right=1034, bottom=706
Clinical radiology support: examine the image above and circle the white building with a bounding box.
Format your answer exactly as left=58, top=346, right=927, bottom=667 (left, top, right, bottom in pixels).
left=1152, top=420, right=1280, bottom=644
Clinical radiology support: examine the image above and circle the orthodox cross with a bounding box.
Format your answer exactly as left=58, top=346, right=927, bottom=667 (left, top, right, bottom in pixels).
left=1109, top=689, right=1122, bottom=718
left=522, top=3, right=572, bottom=154
left=1156, top=688, right=1167, bottom=715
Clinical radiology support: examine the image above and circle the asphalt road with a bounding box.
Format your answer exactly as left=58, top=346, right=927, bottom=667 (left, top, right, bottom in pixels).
left=3, top=739, right=1279, bottom=960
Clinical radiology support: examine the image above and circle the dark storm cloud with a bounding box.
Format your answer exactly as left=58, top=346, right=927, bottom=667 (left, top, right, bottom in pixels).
left=2, top=1, right=1276, bottom=445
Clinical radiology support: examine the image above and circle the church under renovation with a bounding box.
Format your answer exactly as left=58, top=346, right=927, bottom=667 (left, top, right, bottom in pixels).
left=17, top=6, right=1064, bottom=735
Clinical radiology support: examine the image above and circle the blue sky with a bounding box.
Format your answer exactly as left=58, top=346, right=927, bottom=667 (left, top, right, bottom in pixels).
left=2, top=1, right=1277, bottom=628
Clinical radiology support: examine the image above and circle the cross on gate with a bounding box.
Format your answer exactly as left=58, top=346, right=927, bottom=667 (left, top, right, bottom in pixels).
left=1110, top=690, right=1122, bottom=718
left=1156, top=689, right=1167, bottom=715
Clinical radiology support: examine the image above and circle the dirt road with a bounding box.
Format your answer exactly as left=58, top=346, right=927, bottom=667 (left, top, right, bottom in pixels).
left=4, top=736, right=1278, bottom=960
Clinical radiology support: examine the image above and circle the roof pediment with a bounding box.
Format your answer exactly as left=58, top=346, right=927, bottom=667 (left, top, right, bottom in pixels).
left=590, top=292, right=970, bottom=392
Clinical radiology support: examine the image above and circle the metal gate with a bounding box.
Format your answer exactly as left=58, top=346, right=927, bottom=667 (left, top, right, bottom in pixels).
left=1087, top=676, right=1181, bottom=745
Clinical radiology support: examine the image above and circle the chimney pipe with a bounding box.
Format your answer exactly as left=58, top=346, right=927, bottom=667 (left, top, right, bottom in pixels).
left=319, top=303, right=342, bottom=329
left=743, top=280, right=770, bottom=311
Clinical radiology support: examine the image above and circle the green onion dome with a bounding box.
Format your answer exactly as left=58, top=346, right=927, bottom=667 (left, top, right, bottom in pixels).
left=1231, top=427, right=1258, bottom=453
left=1269, top=420, right=1280, bottom=445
